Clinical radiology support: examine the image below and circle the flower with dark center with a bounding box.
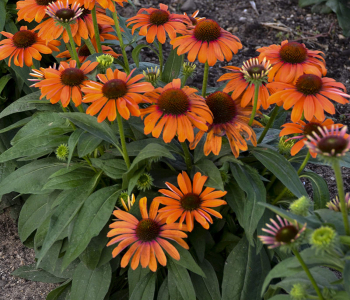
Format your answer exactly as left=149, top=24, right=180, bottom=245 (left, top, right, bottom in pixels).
left=107, top=197, right=189, bottom=272
left=140, top=79, right=213, bottom=143
left=29, top=63, right=57, bottom=86
left=34, top=60, right=98, bottom=107
left=0, top=26, right=60, bottom=67
left=258, top=216, right=306, bottom=249
left=305, top=125, right=350, bottom=159
left=267, top=74, right=350, bottom=122
left=183, top=10, right=205, bottom=26
left=82, top=68, right=154, bottom=122
left=257, top=40, right=327, bottom=84
left=218, top=57, right=272, bottom=110
left=142, top=66, right=160, bottom=85
left=190, top=91, right=261, bottom=157
left=127, top=3, right=190, bottom=44
left=280, top=118, right=344, bottom=157
left=171, top=18, right=242, bottom=66
left=326, top=193, right=350, bottom=212
left=155, top=171, right=227, bottom=232
left=17, top=0, right=57, bottom=23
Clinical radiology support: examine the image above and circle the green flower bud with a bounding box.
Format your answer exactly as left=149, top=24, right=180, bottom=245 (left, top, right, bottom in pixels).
left=290, top=283, right=308, bottom=300
left=278, top=136, right=296, bottom=155
left=310, top=226, right=337, bottom=254
left=182, top=62, right=196, bottom=77
left=96, top=54, right=114, bottom=69
left=260, top=114, right=270, bottom=126
left=55, top=144, right=69, bottom=161
left=136, top=173, right=153, bottom=191
left=220, top=170, right=231, bottom=185
left=142, top=67, right=160, bottom=85
left=289, top=196, right=312, bottom=217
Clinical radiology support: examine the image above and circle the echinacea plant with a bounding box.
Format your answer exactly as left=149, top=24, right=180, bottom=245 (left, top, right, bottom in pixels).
left=1, top=1, right=350, bottom=300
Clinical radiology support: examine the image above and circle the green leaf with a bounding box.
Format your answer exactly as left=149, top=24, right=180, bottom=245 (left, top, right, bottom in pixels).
left=12, top=265, right=65, bottom=283
left=230, top=163, right=266, bottom=245
left=67, top=128, right=84, bottom=166
left=0, top=117, right=32, bottom=134
left=326, top=0, right=350, bottom=36
left=77, top=132, right=102, bottom=157
left=36, top=174, right=101, bottom=266
left=332, top=291, right=350, bottom=300
left=300, top=171, right=329, bottom=210
left=157, top=279, right=170, bottom=300
left=225, top=179, right=246, bottom=228
left=46, top=280, right=72, bottom=300
left=90, top=158, right=127, bottom=179
left=70, top=262, right=111, bottom=300
left=191, top=260, right=221, bottom=300
left=128, top=265, right=150, bottom=296
left=298, top=0, right=321, bottom=8
left=252, top=148, right=307, bottom=198
left=222, top=236, right=271, bottom=300
left=168, top=260, right=196, bottom=300
left=62, top=186, right=121, bottom=270
left=129, top=272, right=156, bottom=300
left=0, top=74, right=12, bottom=96
left=0, top=0, right=6, bottom=31
left=132, top=44, right=159, bottom=67
left=161, top=48, right=183, bottom=83
left=0, top=158, right=66, bottom=196
left=268, top=296, right=291, bottom=300
left=60, top=112, right=119, bottom=146
left=194, top=159, right=224, bottom=191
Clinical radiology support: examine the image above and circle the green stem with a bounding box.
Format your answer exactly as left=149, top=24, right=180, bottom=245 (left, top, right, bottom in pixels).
left=181, top=142, right=192, bottom=172
left=332, top=161, right=350, bottom=235
left=202, top=62, right=209, bottom=97
left=77, top=104, right=85, bottom=113
left=91, top=6, right=102, bottom=53
left=158, top=41, right=163, bottom=77
left=112, top=9, right=130, bottom=74
left=65, top=25, right=80, bottom=67
left=181, top=73, right=190, bottom=88
left=257, top=105, right=280, bottom=144
left=83, top=156, right=98, bottom=173
left=272, top=152, right=311, bottom=205
left=292, top=249, right=324, bottom=300
left=116, top=111, right=131, bottom=169
left=248, top=83, right=260, bottom=127
left=83, top=38, right=96, bottom=55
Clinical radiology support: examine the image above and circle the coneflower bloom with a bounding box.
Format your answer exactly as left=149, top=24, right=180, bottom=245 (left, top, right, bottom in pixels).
left=127, top=4, right=190, bottom=44
left=75, top=0, right=127, bottom=11
left=257, top=40, right=326, bottom=84
left=190, top=91, right=260, bottom=157
left=258, top=216, right=306, bottom=249
left=171, top=19, right=242, bottom=66
left=107, top=197, right=189, bottom=272
left=267, top=74, right=350, bottom=122
left=140, top=78, right=213, bottom=143
left=56, top=42, right=120, bottom=63
left=218, top=57, right=272, bottom=109
left=97, top=24, right=119, bottom=42
left=82, top=68, right=154, bottom=122
left=34, top=60, right=98, bottom=107
left=17, top=0, right=55, bottom=23
left=327, top=193, right=350, bottom=212
left=280, top=118, right=344, bottom=157
left=0, top=26, right=60, bottom=67
left=183, top=10, right=205, bottom=26
left=304, top=125, right=350, bottom=158
left=29, top=63, right=57, bottom=86
left=34, top=0, right=83, bottom=42
left=155, top=171, right=227, bottom=232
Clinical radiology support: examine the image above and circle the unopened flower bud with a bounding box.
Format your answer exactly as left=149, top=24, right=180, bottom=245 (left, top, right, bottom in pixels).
left=278, top=136, right=296, bottom=155
left=143, top=67, right=160, bottom=85
left=182, top=62, right=196, bottom=77
left=96, top=54, right=114, bottom=69
left=136, top=173, right=153, bottom=191
left=310, top=226, right=337, bottom=254
left=55, top=144, right=69, bottom=161
left=289, top=196, right=311, bottom=217
left=290, top=283, right=308, bottom=300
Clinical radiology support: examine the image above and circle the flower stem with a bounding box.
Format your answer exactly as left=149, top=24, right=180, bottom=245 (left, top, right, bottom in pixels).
left=84, top=38, right=96, bottom=55
left=159, top=41, right=163, bottom=77
left=65, top=25, right=81, bottom=67
left=116, top=111, right=130, bottom=169
left=181, top=73, right=190, bottom=88
left=272, top=152, right=311, bottom=205
left=77, top=104, right=85, bottom=113
left=91, top=6, right=102, bottom=53
left=181, top=142, right=192, bottom=172
left=248, top=83, right=260, bottom=127
left=257, top=105, right=280, bottom=144
left=332, top=161, right=350, bottom=235
left=112, top=9, right=130, bottom=74
left=292, top=249, right=324, bottom=300
left=202, top=61, right=209, bottom=97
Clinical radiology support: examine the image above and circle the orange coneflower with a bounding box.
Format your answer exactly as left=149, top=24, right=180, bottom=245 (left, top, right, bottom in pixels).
left=29, top=63, right=57, bottom=86
left=190, top=91, right=260, bottom=157
left=140, top=78, right=213, bottom=143
left=171, top=19, right=242, bottom=66
left=0, top=26, right=60, bottom=67
left=34, top=60, right=98, bottom=107
left=81, top=68, right=154, bottom=122
left=76, top=0, right=127, bottom=11
left=56, top=42, right=120, bottom=63
left=127, top=3, right=190, bottom=44
left=17, top=0, right=55, bottom=23
left=155, top=171, right=227, bottom=232
left=280, top=117, right=344, bottom=158
left=218, top=57, right=272, bottom=110
left=97, top=24, right=119, bottom=42
left=183, top=10, right=205, bottom=26
left=107, top=197, right=189, bottom=272
left=257, top=40, right=327, bottom=84
left=267, top=74, right=350, bottom=122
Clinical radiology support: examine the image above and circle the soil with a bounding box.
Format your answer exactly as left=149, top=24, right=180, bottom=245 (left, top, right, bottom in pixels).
left=1, top=0, right=350, bottom=298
